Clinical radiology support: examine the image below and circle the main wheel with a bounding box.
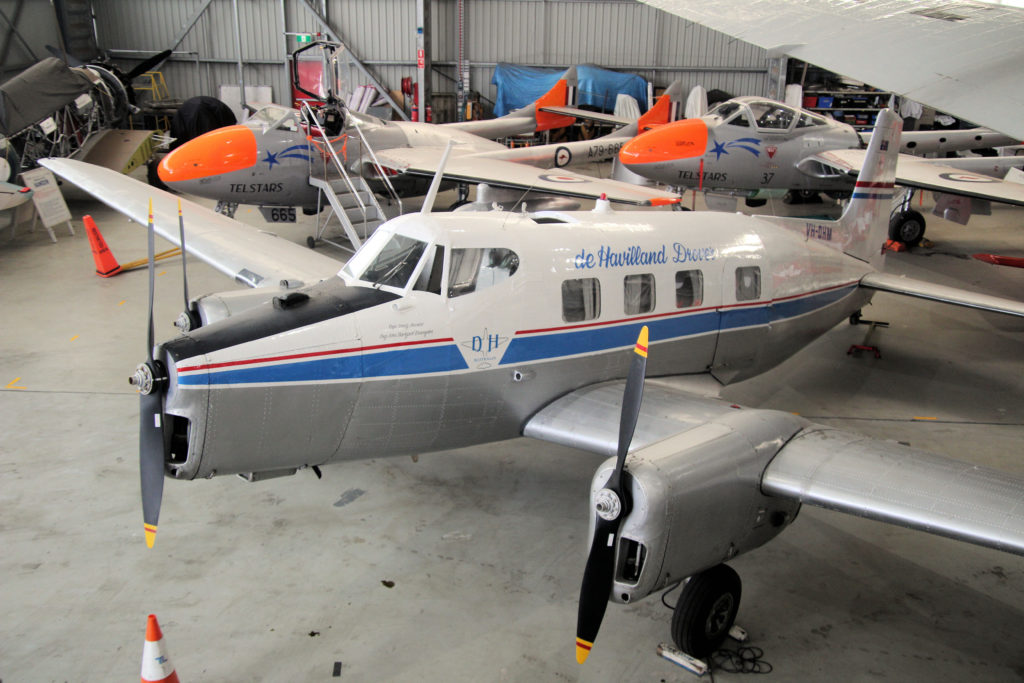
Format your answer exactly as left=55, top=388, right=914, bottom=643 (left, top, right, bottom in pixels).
left=888, top=209, right=925, bottom=246
left=671, top=564, right=741, bottom=658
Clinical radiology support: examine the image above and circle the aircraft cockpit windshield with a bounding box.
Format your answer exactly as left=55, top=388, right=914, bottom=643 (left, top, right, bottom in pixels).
left=748, top=101, right=796, bottom=130
left=707, top=101, right=752, bottom=128
left=244, top=105, right=300, bottom=133
left=342, top=231, right=433, bottom=291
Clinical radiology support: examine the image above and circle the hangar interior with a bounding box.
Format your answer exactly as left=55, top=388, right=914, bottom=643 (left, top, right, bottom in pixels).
left=1, top=1, right=1023, bottom=681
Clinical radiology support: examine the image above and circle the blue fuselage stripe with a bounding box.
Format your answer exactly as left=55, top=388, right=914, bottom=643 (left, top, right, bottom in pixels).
left=178, top=345, right=468, bottom=386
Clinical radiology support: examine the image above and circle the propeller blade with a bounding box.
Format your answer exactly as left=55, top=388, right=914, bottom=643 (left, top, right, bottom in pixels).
left=126, top=49, right=172, bottom=80
left=139, top=390, right=165, bottom=548
left=177, top=200, right=190, bottom=307
left=136, top=197, right=165, bottom=548
left=575, top=326, right=649, bottom=663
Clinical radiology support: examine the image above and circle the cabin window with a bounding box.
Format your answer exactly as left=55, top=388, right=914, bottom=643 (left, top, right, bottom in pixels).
left=735, top=266, right=761, bottom=301
left=725, top=112, right=750, bottom=128
left=624, top=274, right=655, bottom=315
left=448, top=247, right=519, bottom=298
left=562, top=278, right=601, bottom=322
left=413, top=244, right=445, bottom=294
left=675, top=270, right=704, bottom=308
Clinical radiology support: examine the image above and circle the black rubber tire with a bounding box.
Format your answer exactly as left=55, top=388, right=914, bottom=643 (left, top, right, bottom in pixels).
left=782, top=190, right=800, bottom=205
left=306, top=236, right=316, bottom=249
left=744, top=197, right=767, bottom=208
left=1, top=143, right=21, bottom=183
left=671, top=564, right=741, bottom=658
left=888, top=209, right=925, bottom=246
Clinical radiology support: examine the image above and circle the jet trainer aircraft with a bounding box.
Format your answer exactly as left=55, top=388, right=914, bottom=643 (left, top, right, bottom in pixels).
left=617, top=96, right=1024, bottom=245
left=40, top=109, right=1024, bottom=665
left=155, top=61, right=680, bottom=219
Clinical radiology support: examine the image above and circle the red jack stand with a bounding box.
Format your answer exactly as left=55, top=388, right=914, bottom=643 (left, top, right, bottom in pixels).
left=847, top=311, right=888, bottom=358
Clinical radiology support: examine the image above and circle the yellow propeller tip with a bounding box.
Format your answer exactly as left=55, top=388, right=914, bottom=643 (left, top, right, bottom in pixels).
left=635, top=325, right=649, bottom=358
left=575, top=639, right=593, bottom=664
left=144, top=524, right=157, bottom=549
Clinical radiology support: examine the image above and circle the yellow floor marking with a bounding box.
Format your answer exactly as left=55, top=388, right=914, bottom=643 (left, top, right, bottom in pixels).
left=158, top=271, right=166, bottom=276
left=913, top=416, right=938, bottom=421
left=70, top=335, right=79, bottom=342
left=6, top=377, right=26, bottom=389
left=118, top=300, right=126, bottom=306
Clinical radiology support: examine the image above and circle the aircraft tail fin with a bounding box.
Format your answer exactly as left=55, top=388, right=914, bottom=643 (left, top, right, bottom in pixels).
left=637, top=80, right=685, bottom=132
left=533, top=66, right=578, bottom=132
left=836, top=108, right=901, bottom=264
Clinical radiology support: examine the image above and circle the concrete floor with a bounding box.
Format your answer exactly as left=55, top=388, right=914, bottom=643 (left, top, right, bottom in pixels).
left=1, top=179, right=1023, bottom=682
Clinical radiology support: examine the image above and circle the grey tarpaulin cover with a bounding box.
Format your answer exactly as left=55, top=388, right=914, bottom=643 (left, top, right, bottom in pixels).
left=0, top=58, right=94, bottom=137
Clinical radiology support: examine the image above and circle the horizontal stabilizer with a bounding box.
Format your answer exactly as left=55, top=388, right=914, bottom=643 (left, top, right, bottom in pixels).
left=860, top=271, right=1024, bottom=318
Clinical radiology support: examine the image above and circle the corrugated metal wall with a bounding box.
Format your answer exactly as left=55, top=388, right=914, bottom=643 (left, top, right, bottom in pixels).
left=0, top=0, right=65, bottom=79
left=86, top=0, right=769, bottom=120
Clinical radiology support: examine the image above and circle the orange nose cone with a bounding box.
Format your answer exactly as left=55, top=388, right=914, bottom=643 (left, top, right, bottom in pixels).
left=619, top=118, right=709, bottom=166
left=158, top=125, right=259, bottom=183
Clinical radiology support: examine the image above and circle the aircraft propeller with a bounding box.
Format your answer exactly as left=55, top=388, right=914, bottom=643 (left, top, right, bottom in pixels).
left=575, top=325, right=649, bottom=663
left=128, top=199, right=169, bottom=548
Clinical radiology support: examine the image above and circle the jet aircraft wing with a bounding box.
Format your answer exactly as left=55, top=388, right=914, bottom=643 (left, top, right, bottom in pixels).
left=538, top=105, right=633, bottom=127
left=39, top=158, right=342, bottom=288
left=524, top=379, right=1024, bottom=556
left=808, top=149, right=1024, bottom=208
left=374, top=146, right=681, bottom=207
left=638, top=0, right=1024, bottom=139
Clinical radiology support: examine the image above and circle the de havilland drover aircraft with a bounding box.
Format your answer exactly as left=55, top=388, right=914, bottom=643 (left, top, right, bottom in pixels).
left=41, top=109, right=1024, bottom=664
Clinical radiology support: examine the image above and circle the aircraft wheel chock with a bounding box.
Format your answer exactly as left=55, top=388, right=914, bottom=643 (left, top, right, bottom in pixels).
left=671, top=564, right=741, bottom=658
left=888, top=209, right=925, bottom=247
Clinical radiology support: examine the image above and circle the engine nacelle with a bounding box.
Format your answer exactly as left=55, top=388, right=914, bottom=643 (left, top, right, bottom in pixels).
left=590, top=408, right=807, bottom=605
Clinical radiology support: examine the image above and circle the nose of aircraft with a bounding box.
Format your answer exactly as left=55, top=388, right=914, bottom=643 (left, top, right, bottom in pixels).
left=618, top=118, right=709, bottom=167
left=158, top=125, right=259, bottom=184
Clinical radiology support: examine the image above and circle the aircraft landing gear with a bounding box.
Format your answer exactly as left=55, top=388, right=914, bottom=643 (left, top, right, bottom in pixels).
left=888, top=209, right=925, bottom=246
left=671, top=564, right=742, bottom=658
left=215, top=201, right=239, bottom=218
left=783, top=190, right=821, bottom=205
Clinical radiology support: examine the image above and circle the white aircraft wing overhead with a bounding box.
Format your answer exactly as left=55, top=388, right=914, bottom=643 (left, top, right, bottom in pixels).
left=524, top=379, right=1024, bottom=556
left=374, top=147, right=681, bottom=206
left=810, top=148, right=1024, bottom=208
left=39, top=158, right=342, bottom=288
left=639, top=0, right=1024, bottom=139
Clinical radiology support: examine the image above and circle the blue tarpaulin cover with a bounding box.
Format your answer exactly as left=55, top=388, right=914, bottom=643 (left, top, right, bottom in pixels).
left=491, top=64, right=648, bottom=117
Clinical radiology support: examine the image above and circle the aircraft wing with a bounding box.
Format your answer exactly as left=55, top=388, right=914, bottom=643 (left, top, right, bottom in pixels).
left=524, top=379, right=1024, bottom=556
left=638, top=0, right=1024, bottom=139
left=374, top=147, right=681, bottom=207
left=39, top=158, right=342, bottom=288
left=810, top=149, right=1024, bottom=208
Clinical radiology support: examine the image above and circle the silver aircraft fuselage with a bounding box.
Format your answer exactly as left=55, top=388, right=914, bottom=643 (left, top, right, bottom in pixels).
left=157, top=208, right=871, bottom=482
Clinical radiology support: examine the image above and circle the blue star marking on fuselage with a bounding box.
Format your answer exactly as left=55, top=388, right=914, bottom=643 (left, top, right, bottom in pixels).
left=262, top=150, right=280, bottom=169
left=710, top=141, right=728, bottom=160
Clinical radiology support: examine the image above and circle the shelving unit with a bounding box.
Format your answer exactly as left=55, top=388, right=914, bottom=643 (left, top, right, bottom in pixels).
left=788, top=59, right=890, bottom=129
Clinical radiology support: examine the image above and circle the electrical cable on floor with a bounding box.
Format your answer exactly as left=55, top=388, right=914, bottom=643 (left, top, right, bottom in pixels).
left=659, top=581, right=772, bottom=680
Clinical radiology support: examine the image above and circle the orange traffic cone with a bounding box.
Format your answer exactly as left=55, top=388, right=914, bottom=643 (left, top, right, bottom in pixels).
left=84, top=215, right=123, bottom=277
left=140, top=614, right=181, bottom=683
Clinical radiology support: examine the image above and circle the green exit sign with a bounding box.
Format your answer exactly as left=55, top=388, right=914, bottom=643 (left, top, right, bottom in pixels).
left=296, top=34, right=313, bottom=43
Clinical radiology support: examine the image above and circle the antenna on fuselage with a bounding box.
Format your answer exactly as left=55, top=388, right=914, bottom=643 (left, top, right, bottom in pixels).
left=420, top=139, right=456, bottom=213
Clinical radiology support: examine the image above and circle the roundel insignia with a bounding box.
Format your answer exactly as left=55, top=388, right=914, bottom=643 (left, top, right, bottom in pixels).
left=554, top=146, right=572, bottom=167
left=937, top=172, right=999, bottom=183
left=539, top=173, right=587, bottom=183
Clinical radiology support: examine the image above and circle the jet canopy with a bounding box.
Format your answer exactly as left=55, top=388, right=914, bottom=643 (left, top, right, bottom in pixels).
left=707, top=97, right=830, bottom=132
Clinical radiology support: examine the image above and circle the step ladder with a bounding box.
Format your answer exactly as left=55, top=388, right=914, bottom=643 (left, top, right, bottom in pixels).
left=308, top=174, right=387, bottom=252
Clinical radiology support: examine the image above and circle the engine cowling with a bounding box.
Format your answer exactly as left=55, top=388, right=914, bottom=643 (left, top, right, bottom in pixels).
left=591, top=407, right=806, bottom=605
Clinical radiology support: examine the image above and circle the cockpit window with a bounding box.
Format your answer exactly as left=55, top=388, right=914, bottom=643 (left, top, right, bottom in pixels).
left=708, top=101, right=740, bottom=119
left=349, top=233, right=428, bottom=290
left=749, top=102, right=795, bottom=130
left=796, top=113, right=827, bottom=128
left=448, top=247, right=519, bottom=298
left=245, top=105, right=300, bottom=132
